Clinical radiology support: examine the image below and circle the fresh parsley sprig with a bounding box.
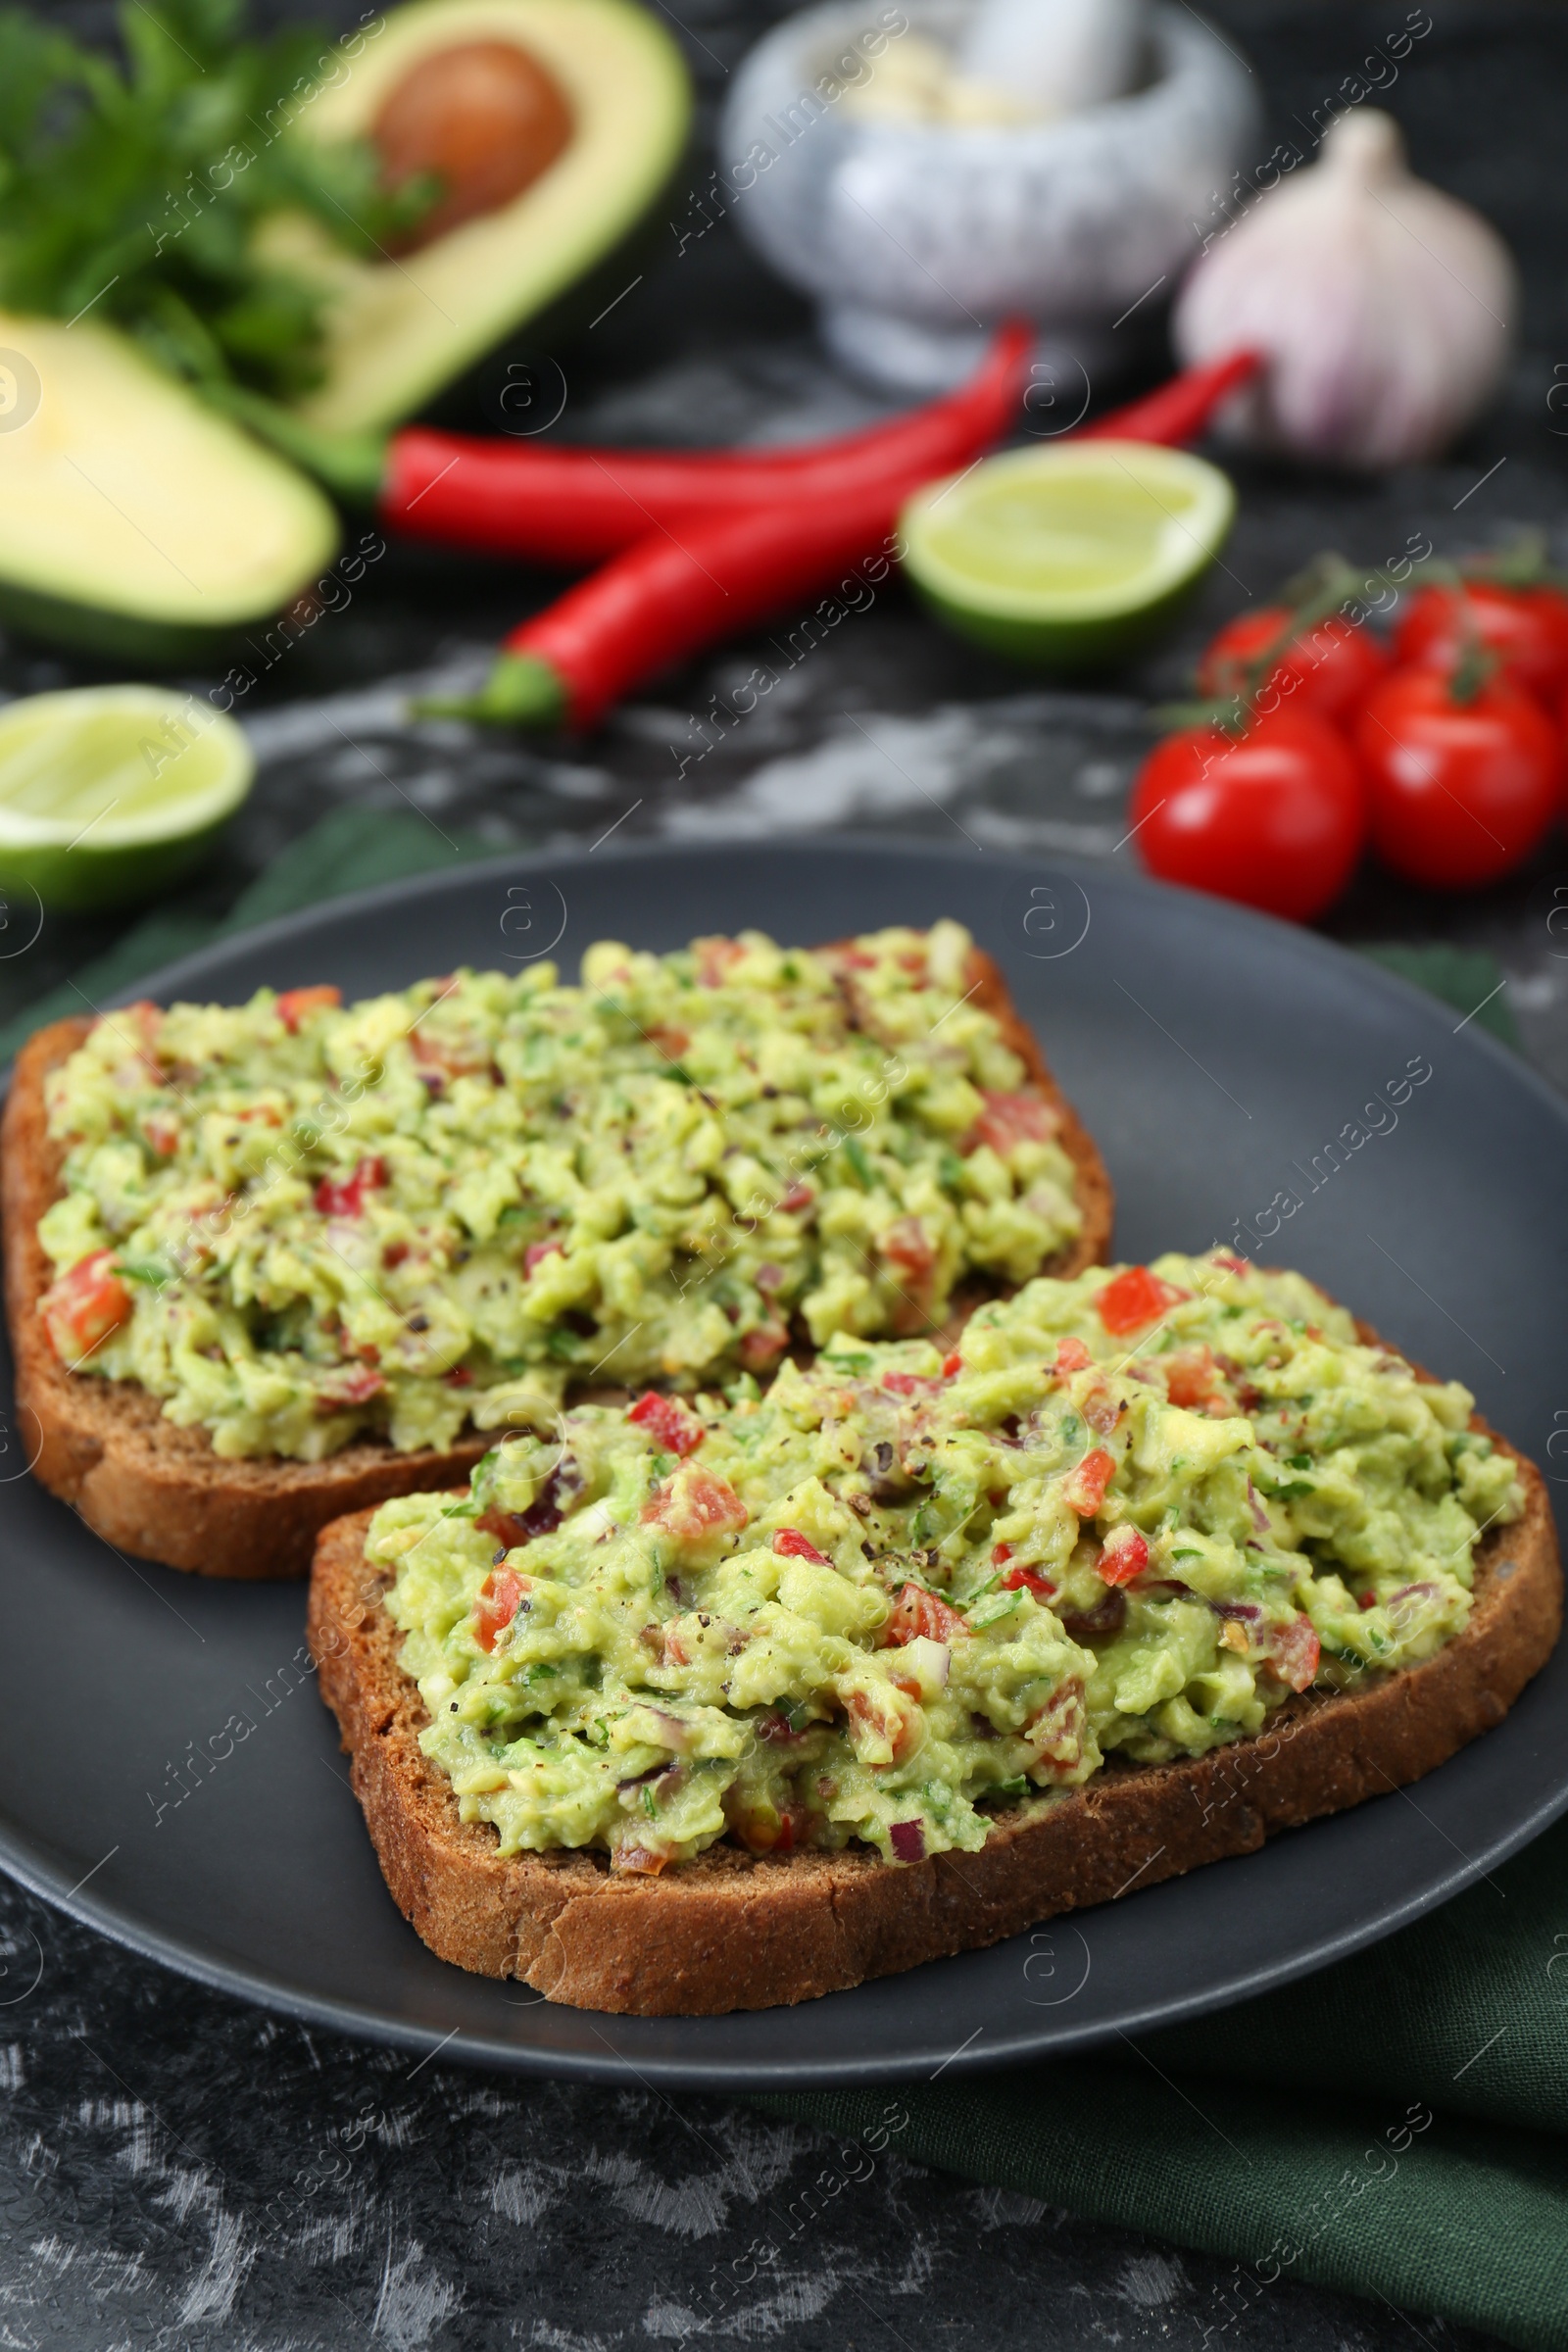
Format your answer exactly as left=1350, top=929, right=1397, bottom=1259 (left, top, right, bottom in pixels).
left=0, top=0, right=425, bottom=398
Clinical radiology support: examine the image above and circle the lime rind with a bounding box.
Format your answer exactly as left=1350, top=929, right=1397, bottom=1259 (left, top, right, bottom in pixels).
left=900, top=440, right=1236, bottom=665
left=0, top=685, right=253, bottom=911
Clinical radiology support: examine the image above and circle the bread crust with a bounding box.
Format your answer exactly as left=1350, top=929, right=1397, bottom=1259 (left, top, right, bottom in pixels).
left=306, top=1413, right=1561, bottom=2017
left=2, top=951, right=1110, bottom=1579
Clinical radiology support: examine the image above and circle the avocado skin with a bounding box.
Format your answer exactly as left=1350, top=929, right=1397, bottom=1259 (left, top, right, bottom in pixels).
left=0, top=578, right=253, bottom=670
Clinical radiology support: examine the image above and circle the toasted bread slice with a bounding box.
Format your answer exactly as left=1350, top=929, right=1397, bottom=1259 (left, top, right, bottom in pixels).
left=2, top=949, right=1110, bottom=1578
left=306, top=1413, right=1560, bottom=2017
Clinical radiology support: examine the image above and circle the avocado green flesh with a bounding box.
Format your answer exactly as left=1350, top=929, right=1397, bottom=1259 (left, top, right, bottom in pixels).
left=373, top=1251, right=1523, bottom=1873
left=0, top=314, right=340, bottom=663
left=37, top=922, right=1083, bottom=1459
left=278, top=0, right=694, bottom=436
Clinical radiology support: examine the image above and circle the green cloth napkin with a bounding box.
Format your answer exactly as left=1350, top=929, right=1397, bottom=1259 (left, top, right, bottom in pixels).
left=4, top=810, right=1555, bottom=2349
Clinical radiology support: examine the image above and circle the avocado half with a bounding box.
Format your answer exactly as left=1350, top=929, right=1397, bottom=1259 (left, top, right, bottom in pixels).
left=276, top=0, right=693, bottom=438
left=0, top=314, right=341, bottom=664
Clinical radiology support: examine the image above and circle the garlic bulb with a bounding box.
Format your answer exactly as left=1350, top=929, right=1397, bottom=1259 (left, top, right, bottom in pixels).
left=1172, top=110, right=1516, bottom=469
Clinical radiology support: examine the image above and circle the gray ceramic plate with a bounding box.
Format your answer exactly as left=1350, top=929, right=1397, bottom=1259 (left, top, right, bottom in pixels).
left=1, top=839, right=1563, bottom=2087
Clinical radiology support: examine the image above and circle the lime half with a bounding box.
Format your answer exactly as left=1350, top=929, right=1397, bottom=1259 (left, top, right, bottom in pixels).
left=0, top=686, right=253, bottom=913
left=901, top=439, right=1237, bottom=670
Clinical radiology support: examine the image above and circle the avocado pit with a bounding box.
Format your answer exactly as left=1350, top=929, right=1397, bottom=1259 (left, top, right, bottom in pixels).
left=372, top=38, right=574, bottom=251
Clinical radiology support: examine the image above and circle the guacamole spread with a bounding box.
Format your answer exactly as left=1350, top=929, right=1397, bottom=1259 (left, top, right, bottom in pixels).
left=37, top=922, right=1083, bottom=1459
left=368, top=1252, right=1522, bottom=1873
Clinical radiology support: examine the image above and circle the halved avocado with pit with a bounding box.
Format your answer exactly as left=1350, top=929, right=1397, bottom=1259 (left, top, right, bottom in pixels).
left=274, top=0, right=693, bottom=438
left=0, top=315, right=340, bottom=664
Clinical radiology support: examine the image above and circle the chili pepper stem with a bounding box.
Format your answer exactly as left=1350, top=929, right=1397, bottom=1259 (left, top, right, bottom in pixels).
left=415, top=654, right=566, bottom=728
left=202, top=383, right=387, bottom=506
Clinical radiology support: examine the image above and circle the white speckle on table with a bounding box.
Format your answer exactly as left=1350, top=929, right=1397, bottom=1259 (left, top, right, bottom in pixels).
left=0, top=2044, right=23, bottom=2092
left=371, top=2235, right=465, bottom=2349
left=239, top=674, right=475, bottom=762
left=1511, top=972, right=1560, bottom=1010
left=583, top=2147, right=732, bottom=2238
left=970, top=2185, right=1050, bottom=2228
left=177, top=2207, right=256, bottom=2327
left=662, top=708, right=1017, bottom=837
left=490, top=2160, right=561, bottom=2227
left=1116, top=2251, right=1189, bottom=2306
left=525, top=2323, right=623, bottom=2352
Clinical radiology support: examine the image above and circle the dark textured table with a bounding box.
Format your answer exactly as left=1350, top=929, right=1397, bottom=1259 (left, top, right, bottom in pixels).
left=1, top=2, right=1563, bottom=2343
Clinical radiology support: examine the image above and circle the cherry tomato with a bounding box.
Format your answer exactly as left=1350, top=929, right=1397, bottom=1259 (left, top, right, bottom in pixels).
left=1355, top=667, right=1561, bottom=890
left=1129, top=710, right=1365, bottom=923
left=1394, top=582, right=1568, bottom=705
left=1197, top=606, right=1391, bottom=727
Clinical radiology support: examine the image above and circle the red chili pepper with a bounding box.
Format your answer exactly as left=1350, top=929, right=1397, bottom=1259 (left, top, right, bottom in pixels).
left=1076, top=348, right=1259, bottom=446
left=383, top=321, right=1035, bottom=564
left=423, top=347, right=1259, bottom=732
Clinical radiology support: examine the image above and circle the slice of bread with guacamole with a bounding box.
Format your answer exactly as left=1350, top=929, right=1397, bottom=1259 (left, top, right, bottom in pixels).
left=2, top=922, right=1111, bottom=1577
left=306, top=1251, right=1561, bottom=2013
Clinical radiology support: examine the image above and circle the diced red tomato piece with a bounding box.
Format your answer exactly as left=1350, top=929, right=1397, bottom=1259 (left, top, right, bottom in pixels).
left=383, top=1241, right=411, bottom=1269
left=627, top=1391, right=706, bottom=1457
left=1163, top=1348, right=1224, bottom=1410
left=1263, top=1613, right=1321, bottom=1692
left=965, top=1089, right=1058, bottom=1156
left=444, top=1366, right=473, bottom=1388
left=143, top=1115, right=180, bottom=1159
left=882, top=1369, right=941, bottom=1397
left=884, top=1583, right=966, bottom=1645
left=1097, top=1526, right=1150, bottom=1586
left=313, top=1156, right=388, bottom=1217
left=881, top=1215, right=936, bottom=1280
left=755, top=1261, right=786, bottom=1296
left=1096, top=1266, right=1192, bottom=1337
left=523, top=1238, right=564, bottom=1276
left=647, top=1025, right=690, bottom=1061
left=1212, top=1252, right=1249, bottom=1274
left=41, top=1250, right=133, bottom=1366
left=773, top=1528, right=829, bottom=1565
left=1358, top=1592, right=1378, bottom=1611
left=318, top=1366, right=385, bottom=1410
left=778, top=1182, right=814, bottom=1214
left=839, top=948, right=878, bottom=970
left=695, top=936, right=747, bottom=988
left=473, top=1567, right=526, bottom=1653
left=1062, top=1447, right=1116, bottom=1517
left=641, top=1465, right=749, bottom=1545
left=991, top=1543, right=1012, bottom=1564
left=1002, top=1565, right=1057, bottom=1601
left=943, top=1350, right=963, bottom=1377
left=276, top=985, right=341, bottom=1034
left=1054, top=1336, right=1092, bottom=1376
